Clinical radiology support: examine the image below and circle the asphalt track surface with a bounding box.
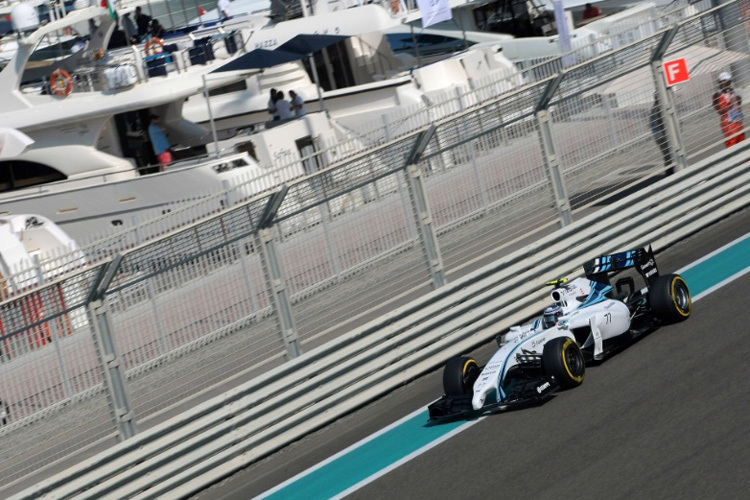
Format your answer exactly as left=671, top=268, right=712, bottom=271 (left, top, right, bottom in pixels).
left=192, top=208, right=750, bottom=499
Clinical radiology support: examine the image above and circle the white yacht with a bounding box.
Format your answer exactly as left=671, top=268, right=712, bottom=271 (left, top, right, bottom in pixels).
left=181, top=0, right=522, bottom=137
left=0, top=3, right=364, bottom=241
left=181, top=0, right=700, bottom=137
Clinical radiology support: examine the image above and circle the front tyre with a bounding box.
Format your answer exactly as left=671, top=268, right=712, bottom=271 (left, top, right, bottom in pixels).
left=542, top=337, right=585, bottom=389
left=650, top=273, right=691, bottom=323
left=443, top=356, right=480, bottom=396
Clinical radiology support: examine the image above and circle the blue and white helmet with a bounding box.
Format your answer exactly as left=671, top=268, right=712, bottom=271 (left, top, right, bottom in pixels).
left=542, top=304, right=562, bottom=329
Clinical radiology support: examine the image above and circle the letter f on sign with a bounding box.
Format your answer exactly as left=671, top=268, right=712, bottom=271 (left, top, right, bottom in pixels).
left=663, top=58, right=689, bottom=86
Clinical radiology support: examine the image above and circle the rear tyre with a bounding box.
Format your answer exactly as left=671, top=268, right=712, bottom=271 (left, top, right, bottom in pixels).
left=650, top=273, right=691, bottom=323
left=542, top=337, right=585, bottom=389
left=443, top=356, right=480, bottom=396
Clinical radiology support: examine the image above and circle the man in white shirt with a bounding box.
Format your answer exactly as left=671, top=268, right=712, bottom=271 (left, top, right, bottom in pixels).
left=289, top=90, right=306, bottom=117
left=275, top=91, right=294, bottom=120
left=218, top=0, right=231, bottom=21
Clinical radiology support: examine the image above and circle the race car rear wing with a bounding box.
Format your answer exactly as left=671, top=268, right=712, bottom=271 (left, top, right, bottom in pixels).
left=583, top=246, right=660, bottom=285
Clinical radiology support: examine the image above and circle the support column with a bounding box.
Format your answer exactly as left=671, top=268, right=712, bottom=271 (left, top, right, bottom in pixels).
left=536, top=109, right=573, bottom=226
left=404, top=163, right=447, bottom=289
left=652, top=60, right=688, bottom=172
left=88, top=256, right=137, bottom=441
left=89, top=297, right=137, bottom=440
left=651, top=26, right=688, bottom=173
left=257, top=227, right=301, bottom=359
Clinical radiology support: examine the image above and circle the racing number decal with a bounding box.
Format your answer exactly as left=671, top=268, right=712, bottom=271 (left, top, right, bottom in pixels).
left=604, top=312, right=612, bottom=324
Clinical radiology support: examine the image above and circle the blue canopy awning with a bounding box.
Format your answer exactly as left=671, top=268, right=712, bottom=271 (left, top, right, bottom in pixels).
left=210, top=48, right=304, bottom=73
left=277, top=34, right=349, bottom=55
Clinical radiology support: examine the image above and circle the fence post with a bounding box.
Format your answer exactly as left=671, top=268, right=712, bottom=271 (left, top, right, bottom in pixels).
left=536, top=108, right=574, bottom=226
left=404, top=127, right=447, bottom=288
left=651, top=26, right=688, bottom=172
left=88, top=258, right=137, bottom=440
left=535, top=74, right=573, bottom=226
left=256, top=227, right=302, bottom=359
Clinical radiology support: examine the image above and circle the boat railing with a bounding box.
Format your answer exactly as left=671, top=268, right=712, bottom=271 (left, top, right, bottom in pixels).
left=17, top=28, right=246, bottom=96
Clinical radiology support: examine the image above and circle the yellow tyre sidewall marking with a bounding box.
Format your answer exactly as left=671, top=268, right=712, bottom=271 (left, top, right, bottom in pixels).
left=561, top=338, right=584, bottom=383
left=671, top=276, right=691, bottom=317
left=462, top=359, right=477, bottom=377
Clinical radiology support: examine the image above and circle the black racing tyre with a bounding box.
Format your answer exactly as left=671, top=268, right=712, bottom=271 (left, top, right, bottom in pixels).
left=542, top=337, right=585, bottom=389
left=650, top=273, right=691, bottom=323
left=443, top=356, right=480, bottom=397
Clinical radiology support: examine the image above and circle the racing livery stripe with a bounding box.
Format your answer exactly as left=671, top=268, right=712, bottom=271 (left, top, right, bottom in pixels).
left=251, top=233, right=750, bottom=500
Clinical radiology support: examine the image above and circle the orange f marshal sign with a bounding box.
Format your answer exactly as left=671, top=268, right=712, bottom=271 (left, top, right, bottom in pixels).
left=663, top=58, right=689, bottom=86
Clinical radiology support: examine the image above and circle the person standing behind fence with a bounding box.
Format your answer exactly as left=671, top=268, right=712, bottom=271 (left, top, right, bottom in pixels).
left=148, top=115, right=172, bottom=172
left=713, top=72, right=745, bottom=148
left=649, top=95, right=673, bottom=176
left=134, top=6, right=151, bottom=39
left=289, top=90, right=306, bottom=117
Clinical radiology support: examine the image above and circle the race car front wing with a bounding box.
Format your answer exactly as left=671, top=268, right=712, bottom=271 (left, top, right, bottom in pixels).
left=428, top=376, right=558, bottom=422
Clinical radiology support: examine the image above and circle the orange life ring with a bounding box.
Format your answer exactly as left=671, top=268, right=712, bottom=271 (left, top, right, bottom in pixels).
left=145, top=37, right=165, bottom=56
left=50, top=68, right=73, bottom=96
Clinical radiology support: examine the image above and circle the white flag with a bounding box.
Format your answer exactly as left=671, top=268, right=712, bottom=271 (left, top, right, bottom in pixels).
left=417, top=0, right=452, bottom=28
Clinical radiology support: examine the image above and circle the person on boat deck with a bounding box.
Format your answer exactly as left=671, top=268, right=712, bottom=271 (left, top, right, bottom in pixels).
left=713, top=71, right=745, bottom=148
left=134, top=6, right=152, bottom=38
left=268, top=88, right=280, bottom=120
left=218, top=0, right=232, bottom=22
left=582, top=3, right=601, bottom=20
left=274, top=91, right=294, bottom=120
left=289, top=90, right=306, bottom=117
left=148, top=115, right=172, bottom=172
left=149, top=18, right=165, bottom=39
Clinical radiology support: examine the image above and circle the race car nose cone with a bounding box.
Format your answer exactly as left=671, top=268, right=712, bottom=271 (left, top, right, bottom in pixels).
left=472, top=393, right=485, bottom=410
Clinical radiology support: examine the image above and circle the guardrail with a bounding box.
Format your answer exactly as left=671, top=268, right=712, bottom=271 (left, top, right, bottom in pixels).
left=15, top=141, right=750, bottom=499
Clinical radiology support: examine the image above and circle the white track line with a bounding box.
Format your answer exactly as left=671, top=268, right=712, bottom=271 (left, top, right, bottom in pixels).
left=676, top=231, right=750, bottom=273
left=253, top=407, right=429, bottom=500
left=329, top=419, right=484, bottom=500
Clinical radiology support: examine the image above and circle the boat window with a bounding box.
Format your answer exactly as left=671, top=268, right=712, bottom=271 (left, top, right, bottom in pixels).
left=21, top=29, right=86, bottom=86
left=0, top=163, right=11, bottom=192
left=208, top=80, right=248, bottom=97
left=0, top=161, right=67, bottom=192
left=386, top=33, right=475, bottom=57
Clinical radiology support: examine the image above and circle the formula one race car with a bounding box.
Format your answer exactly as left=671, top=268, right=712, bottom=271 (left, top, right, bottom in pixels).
left=428, top=246, right=691, bottom=421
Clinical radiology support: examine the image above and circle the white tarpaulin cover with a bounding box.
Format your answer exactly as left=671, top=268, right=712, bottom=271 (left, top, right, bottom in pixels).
left=417, top=0, right=452, bottom=28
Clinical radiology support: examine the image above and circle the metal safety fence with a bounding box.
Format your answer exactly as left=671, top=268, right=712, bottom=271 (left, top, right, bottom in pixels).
left=0, top=1, right=749, bottom=494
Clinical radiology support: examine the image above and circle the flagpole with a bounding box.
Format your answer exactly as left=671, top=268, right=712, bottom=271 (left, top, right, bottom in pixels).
left=202, top=74, right=221, bottom=157
left=308, top=54, right=326, bottom=115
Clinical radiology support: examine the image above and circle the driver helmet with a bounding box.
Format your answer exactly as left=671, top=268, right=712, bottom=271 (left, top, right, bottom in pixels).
left=542, top=304, right=563, bottom=329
